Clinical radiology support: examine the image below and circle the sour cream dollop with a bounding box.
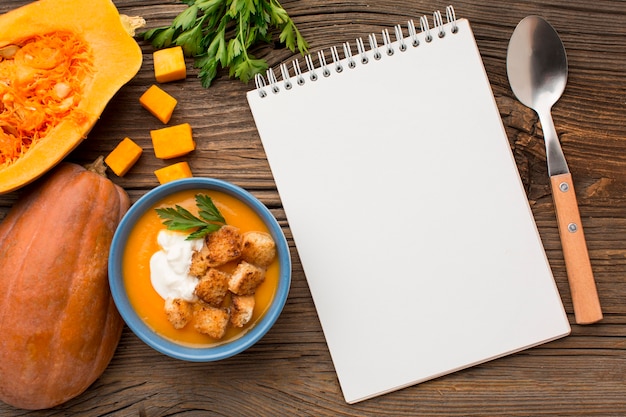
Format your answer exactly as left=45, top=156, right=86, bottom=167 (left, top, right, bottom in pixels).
left=149, top=230, right=203, bottom=301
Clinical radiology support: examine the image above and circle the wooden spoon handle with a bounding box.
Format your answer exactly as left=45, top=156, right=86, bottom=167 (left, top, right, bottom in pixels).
left=550, top=173, right=602, bottom=324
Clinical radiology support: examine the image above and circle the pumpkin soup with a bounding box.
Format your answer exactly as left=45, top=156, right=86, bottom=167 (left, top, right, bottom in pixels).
left=122, top=189, right=279, bottom=347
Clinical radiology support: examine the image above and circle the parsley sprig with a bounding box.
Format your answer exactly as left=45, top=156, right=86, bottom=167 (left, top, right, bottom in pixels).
left=155, top=194, right=226, bottom=240
left=144, top=0, right=309, bottom=87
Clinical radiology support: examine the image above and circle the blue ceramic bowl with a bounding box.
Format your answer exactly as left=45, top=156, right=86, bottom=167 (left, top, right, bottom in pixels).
left=108, top=178, right=291, bottom=361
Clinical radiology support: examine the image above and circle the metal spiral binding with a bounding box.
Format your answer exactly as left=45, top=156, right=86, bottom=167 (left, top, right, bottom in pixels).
left=446, top=5, right=458, bottom=33
left=280, top=63, right=292, bottom=90
left=305, top=54, right=317, bottom=81
left=254, top=5, right=459, bottom=97
left=382, top=29, right=394, bottom=56
left=344, top=42, right=356, bottom=69
left=330, top=45, right=343, bottom=72
left=368, top=33, right=382, bottom=60
left=293, top=59, right=305, bottom=86
left=355, top=37, right=368, bottom=64
left=395, top=25, right=407, bottom=51
left=408, top=19, right=420, bottom=47
left=434, top=10, right=445, bottom=38
left=420, top=15, right=432, bottom=42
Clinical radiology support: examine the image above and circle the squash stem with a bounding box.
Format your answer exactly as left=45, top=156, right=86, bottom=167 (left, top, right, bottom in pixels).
left=120, top=15, right=146, bottom=37
left=85, top=155, right=108, bottom=178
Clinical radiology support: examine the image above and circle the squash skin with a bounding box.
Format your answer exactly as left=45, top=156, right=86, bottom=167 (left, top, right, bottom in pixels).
left=0, top=0, right=143, bottom=194
left=0, top=162, right=130, bottom=410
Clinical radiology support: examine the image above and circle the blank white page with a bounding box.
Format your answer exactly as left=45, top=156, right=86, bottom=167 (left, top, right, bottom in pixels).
left=247, top=17, right=570, bottom=404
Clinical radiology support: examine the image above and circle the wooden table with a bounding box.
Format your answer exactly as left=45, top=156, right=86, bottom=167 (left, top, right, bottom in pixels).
left=1, top=0, right=625, bottom=415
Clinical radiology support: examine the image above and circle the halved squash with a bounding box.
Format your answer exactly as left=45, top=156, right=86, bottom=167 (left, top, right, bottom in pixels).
left=0, top=0, right=143, bottom=194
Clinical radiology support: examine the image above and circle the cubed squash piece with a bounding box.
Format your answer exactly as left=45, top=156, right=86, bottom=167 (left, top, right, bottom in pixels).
left=154, top=161, right=193, bottom=184
left=104, top=137, right=143, bottom=177
left=153, top=46, right=186, bottom=83
left=150, top=123, right=195, bottom=159
left=140, top=85, right=177, bottom=124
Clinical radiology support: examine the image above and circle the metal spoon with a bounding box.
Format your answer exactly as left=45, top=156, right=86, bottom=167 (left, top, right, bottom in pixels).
left=507, top=16, right=602, bottom=324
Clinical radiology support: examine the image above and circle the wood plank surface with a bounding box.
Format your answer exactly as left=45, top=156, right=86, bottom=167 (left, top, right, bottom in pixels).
left=1, top=0, right=626, bottom=415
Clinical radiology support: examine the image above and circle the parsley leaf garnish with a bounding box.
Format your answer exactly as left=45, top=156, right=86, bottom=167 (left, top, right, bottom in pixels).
left=155, top=194, right=226, bottom=240
left=143, top=0, right=309, bottom=87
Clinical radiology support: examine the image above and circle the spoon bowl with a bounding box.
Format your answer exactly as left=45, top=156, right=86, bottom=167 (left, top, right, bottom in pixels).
left=507, top=16, right=568, bottom=114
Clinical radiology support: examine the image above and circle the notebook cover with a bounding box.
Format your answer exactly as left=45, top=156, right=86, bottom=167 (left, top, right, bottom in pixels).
left=246, top=17, right=570, bottom=403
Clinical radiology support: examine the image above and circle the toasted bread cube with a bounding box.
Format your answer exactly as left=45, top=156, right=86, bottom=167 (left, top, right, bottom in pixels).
left=194, top=268, right=230, bottom=307
left=241, top=231, right=276, bottom=267
left=164, top=298, right=193, bottom=329
left=230, top=295, right=255, bottom=328
left=153, top=46, right=186, bottom=83
left=229, top=261, right=265, bottom=295
left=198, top=225, right=242, bottom=268
left=104, top=137, right=143, bottom=177
left=140, top=84, right=178, bottom=124
left=154, top=161, right=193, bottom=185
left=193, top=303, right=229, bottom=339
left=150, top=123, right=195, bottom=159
left=191, top=226, right=242, bottom=276
left=189, top=248, right=210, bottom=277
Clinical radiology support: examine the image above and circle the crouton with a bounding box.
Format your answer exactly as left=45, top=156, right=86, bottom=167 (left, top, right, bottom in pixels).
left=189, top=225, right=242, bottom=276
left=189, top=249, right=210, bottom=277
left=164, top=298, right=193, bottom=329
left=192, top=225, right=242, bottom=269
left=193, top=303, right=230, bottom=339
left=228, top=261, right=266, bottom=295
left=194, top=268, right=230, bottom=307
left=230, top=294, right=255, bottom=328
left=241, top=231, right=276, bottom=267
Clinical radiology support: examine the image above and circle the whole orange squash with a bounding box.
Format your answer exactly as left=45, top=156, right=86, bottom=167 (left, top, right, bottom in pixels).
left=0, top=161, right=130, bottom=410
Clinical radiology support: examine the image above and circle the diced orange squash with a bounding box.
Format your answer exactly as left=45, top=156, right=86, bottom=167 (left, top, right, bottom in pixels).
left=153, top=46, right=186, bottom=83
left=154, top=161, right=193, bottom=184
left=150, top=123, right=195, bottom=159
left=104, top=137, right=143, bottom=176
left=139, top=85, right=177, bottom=124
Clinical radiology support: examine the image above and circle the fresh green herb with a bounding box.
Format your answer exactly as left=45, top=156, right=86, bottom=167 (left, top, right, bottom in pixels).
left=144, top=0, right=309, bottom=88
left=156, top=194, right=226, bottom=240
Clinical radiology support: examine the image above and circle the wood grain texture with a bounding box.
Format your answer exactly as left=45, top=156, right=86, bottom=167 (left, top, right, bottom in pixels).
left=1, top=0, right=626, bottom=415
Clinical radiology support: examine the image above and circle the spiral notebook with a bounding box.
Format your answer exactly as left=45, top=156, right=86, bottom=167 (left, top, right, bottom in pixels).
left=246, top=6, right=570, bottom=404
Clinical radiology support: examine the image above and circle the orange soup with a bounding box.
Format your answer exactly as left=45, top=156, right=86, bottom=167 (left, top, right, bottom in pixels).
left=122, top=189, right=279, bottom=347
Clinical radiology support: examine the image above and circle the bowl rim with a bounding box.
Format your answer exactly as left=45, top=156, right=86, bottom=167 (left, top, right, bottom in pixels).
left=108, top=177, right=291, bottom=362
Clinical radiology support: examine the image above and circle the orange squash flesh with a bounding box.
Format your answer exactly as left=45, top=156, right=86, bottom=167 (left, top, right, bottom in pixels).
left=0, top=162, right=130, bottom=410
left=0, top=0, right=143, bottom=194
left=154, top=161, right=193, bottom=184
